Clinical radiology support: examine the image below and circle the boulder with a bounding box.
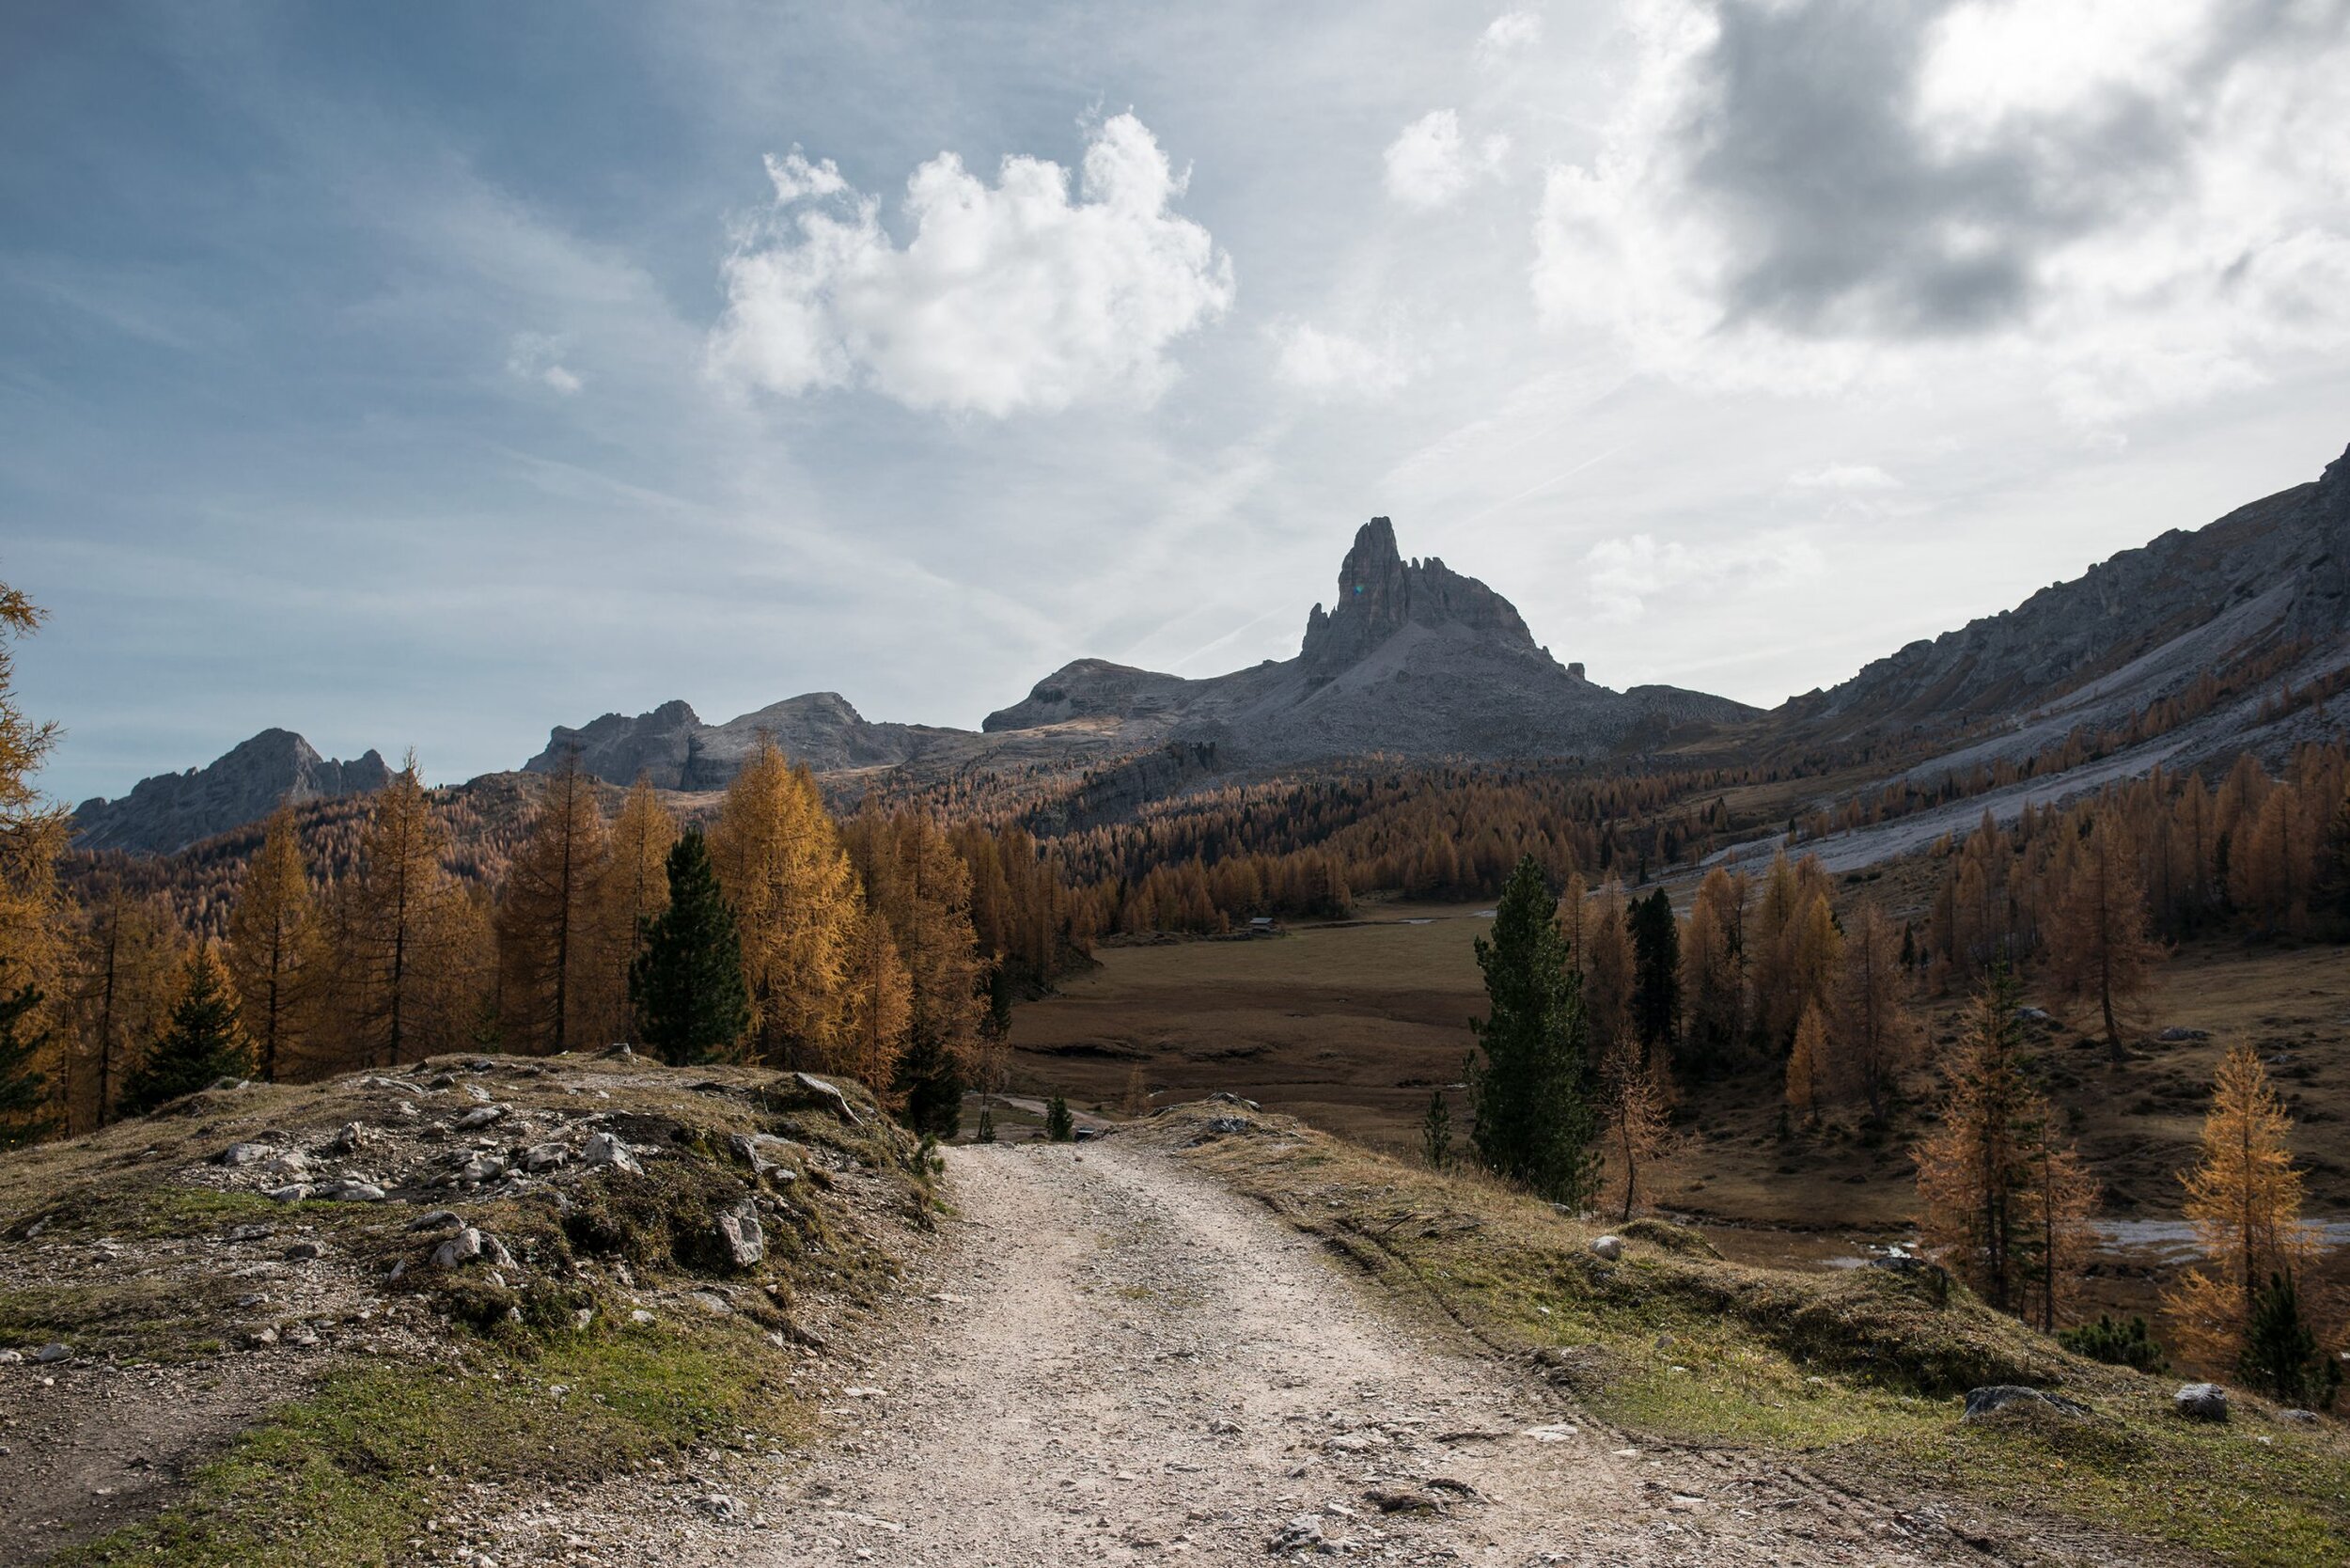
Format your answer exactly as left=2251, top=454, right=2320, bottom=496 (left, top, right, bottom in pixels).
left=584, top=1132, right=642, bottom=1174
left=2174, top=1383, right=2230, bottom=1421
left=265, top=1183, right=314, bottom=1203
left=789, top=1072, right=861, bottom=1124
left=455, top=1105, right=506, bottom=1130
left=521, top=1143, right=570, bottom=1173
left=431, top=1227, right=486, bottom=1269
left=282, top=1240, right=325, bottom=1262
left=213, top=1141, right=276, bottom=1167
left=715, top=1201, right=766, bottom=1269
left=1590, top=1234, right=1623, bottom=1262
left=1962, top=1386, right=2087, bottom=1421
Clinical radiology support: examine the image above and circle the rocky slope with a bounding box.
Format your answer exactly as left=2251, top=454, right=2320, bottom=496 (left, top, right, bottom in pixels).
left=70, top=729, right=390, bottom=855
left=1773, top=439, right=2350, bottom=772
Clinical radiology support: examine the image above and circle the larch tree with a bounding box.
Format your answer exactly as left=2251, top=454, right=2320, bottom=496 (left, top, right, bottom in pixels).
left=1469, top=855, right=1597, bottom=1206
left=839, top=905, right=913, bottom=1103
left=496, top=753, right=610, bottom=1054
left=2164, top=1044, right=2321, bottom=1372
left=1606, top=1061, right=1671, bottom=1222
left=118, top=945, right=253, bottom=1118
left=710, top=740, right=861, bottom=1067
left=67, top=887, right=182, bottom=1129
left=1577, top=878, right=1635, bottom=1062
left=350, top=754, right=459, bottom=1067
left=849, top=808, right=983, bottom=1137
left=0, top=581, right=65, bottom=1133
left=1834, top=903, right=1919, bottom=1122
left=1680, top=868, right=1747, bottom=1070
left=1913, top=973, right=2098, bottom=1326
left=2045, top=813, right=2165, bottom=1064
left=226, top=805, right=313, bottom=1081
left=599, top=778, right=678, bottom=1042
left=1785, top=1002, right=1827, bottom=1124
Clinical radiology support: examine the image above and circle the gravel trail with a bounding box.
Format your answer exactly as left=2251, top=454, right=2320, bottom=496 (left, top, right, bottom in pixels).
left=738, top=1141, right=1981, bottom=1567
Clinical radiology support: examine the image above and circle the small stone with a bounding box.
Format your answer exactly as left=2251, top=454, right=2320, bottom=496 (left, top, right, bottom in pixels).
left=432, top=1227, right=486, bottom=1269
left=428, top=1074, right=460, bottom=1090
left=1590, top=1234, right=1623, bottom=1261
left=30, top=1343, right=70, bottom=1365
left=698, top=1492, right=746, bottom=1527
left=245, top=1327, right=278, bottom=1348
left=236, top=1292, right=269, bottom=1309
left=265, top=1184, right=314, bottom=1203
left=283, top=1325, right=321, bottom=1348
left=583, top=1132, right=642, bottom=1174
left=715, top=1200, right=766, bottom=1268
left=629, top=1309, right=656, bottom=1325
left=521, top=1143, right=569, bottom=1173
left=283, top=1240, right=325, bottom=1262
left=214, top=1141, right=276, bottom=1167
left=482, top=1236, right=518, bottom=1269
left=2277, top=1408, right=2320, bottom=1425
left=225, top=1223, right=272, bottom=1242
left=407, top=1209, right=462, bottom=1231
left=455, top=1105, right=506, bottom=1130
left=1268, top=1514, right=1324, bottom=1553
left=324, top=1182, right=388, bottom=1202
left=573, top=1307, right=595, bottom=1330
left=2174, top=1383, right=2230, bottom=1422
left=265, top=1152, right=310, bottom=1175
left=329, top=1121, right=365, bottom=1154
left=456, top=1154, right=507, bottom=1184
left=0, top=1349, right=20, bottom=1365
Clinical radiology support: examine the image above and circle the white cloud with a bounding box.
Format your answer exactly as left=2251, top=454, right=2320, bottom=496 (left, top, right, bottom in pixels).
left=709, top=113, right=1235, bottom=416
left=1788, top=463, right=1901, bottom=492
left=1383, top=110, right=1510, bottom=210
left=1476, top=11, right=1543, bottom=62
left=1270, top=321, right=1413, bottom=399
left=1584, top=529, right=1825, bottom=625
left=505, top=332, right=584, bottom=395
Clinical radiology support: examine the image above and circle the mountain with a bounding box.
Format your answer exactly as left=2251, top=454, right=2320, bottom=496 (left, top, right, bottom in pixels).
left=532, top=517, right=1754, bottom=794
left=1773, top=439, right=2350, bottom=778
left=70, top=729, right=391, bottom=855
left=982, top=517, right=1754, bottom=760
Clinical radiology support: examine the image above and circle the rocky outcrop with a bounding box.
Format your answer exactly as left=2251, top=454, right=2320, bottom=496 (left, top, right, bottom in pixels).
left=525, top=693, right=941, bottom=791
left=70, top=729, right=390, bottom=855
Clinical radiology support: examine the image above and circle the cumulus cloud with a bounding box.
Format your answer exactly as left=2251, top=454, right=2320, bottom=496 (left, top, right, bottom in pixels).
left=1384, top=110, right=1510, bottom=210
left=1531, top=0, right=2350, bottom=420
left=709, top=114, right=1235, bottom=416
left=1584, top=529, right=1824, bottom=624
left=506, top=332, right=583, bottom=394
left=1476, top=10, right=1543, bottom=62
left=1270, top=321, right=1413, bottom=399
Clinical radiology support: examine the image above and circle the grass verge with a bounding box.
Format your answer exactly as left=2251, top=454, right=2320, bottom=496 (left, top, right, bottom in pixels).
left=1144, top=1106, right=2350, bottom=1568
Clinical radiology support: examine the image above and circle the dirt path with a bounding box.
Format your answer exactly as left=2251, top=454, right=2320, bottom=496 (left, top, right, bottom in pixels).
left=451, top=1139, right=2053, bottom=1566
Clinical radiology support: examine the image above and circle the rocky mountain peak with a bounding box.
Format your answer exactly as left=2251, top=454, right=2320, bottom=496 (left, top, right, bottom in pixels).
left=1302, top=517, right=1540, bottom=675
left=71, top=729, right=392, bottom=855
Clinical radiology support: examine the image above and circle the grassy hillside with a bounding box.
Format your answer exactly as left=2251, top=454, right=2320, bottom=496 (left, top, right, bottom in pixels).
left=0, top=1055, right=933, bottom=1566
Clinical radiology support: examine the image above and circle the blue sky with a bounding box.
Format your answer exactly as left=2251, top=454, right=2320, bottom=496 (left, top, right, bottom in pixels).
left=9, top=1, right=2350, bottom=806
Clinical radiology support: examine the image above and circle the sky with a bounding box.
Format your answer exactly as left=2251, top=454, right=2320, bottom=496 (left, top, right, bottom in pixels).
left=8, top=0, right=2350, bottom=807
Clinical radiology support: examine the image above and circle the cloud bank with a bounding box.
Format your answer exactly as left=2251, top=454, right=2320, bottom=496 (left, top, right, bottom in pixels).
left=710, top=114, right=1235, bottom=416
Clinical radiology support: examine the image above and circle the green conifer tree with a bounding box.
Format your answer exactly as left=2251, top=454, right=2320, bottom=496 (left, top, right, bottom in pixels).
left=2240, top=1272, right=2341, bottom=1409
left=1420, top=1086, right=1454, bottom=1171
left=630, top=831, right=752, bottom=1067
left=1629, top=887, right=1681, bottom=1058
left=118, top=948, right=254, bottom=1118
left=1468, top=855, right=1598, bottom=1205
left=892, top=1021, right=964, bottom=1140
left=1044, top=1094, right=1075, bottom=1142
left=0, top=976, right=55, bottom=1149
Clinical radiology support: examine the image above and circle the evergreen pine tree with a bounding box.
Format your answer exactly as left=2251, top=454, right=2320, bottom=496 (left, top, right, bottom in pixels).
left=118, top=947, right=254, bottom=1118
left=630, top=831, right=751, bottom=1067
left=892, top=1020, right=964, bottom=1139
left=2239, top=1272, right=2339, bottom=1409
left=1627, top=887, right=1680, bottom=1058
left=0, top=975, right=55, bottom=1149
left=1044, top=1094, right=1075, bottom=1142
left=1420, top=1086, right=1454, bottom=1171
left=1468, top=855, right=1597, bottom=1206
left=974, top=1104, right=997, bottom=1143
